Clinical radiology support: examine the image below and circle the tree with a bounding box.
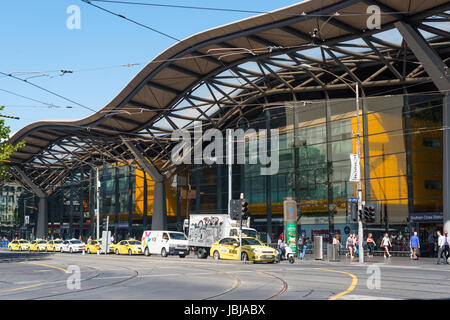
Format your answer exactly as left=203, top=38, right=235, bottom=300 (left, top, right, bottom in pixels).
left=0, top=106, right=25, bottom=180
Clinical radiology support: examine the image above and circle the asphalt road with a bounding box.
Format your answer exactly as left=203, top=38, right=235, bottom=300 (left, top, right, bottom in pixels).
left=0, top=248, right=449, bottom=300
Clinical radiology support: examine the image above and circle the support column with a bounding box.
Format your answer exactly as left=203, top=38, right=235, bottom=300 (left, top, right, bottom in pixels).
left=444, top=94, right=450, bottom=233
left=395, top=21, right=450, bottom=233
left=37, top=197, right=47, bottom=239
left=143, top=171, right=148, bottom=230
left=325, top=99, right=334, bottom=243
left=265, top=109, right=273, bottom=243
left=121, top=137, right=166, bottom=230
left=128, top=166, right=133, bottom=237
left=13, top=167, right=47, bottom=239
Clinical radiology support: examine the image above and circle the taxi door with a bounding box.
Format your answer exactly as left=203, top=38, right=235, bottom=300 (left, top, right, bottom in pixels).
left=228, top=238, right=240, bottom=260
left=216, top=238, right=231, bottom=259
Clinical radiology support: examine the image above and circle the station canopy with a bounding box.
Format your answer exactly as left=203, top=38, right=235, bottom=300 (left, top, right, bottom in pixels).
left=6, top=0, right=450, bottom=194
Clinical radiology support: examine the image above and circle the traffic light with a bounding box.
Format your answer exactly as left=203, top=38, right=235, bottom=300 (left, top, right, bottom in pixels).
left=350, top=201, right=358, bottom=222
left=229, top=199, right=241, bottom=220
left=363, top=204, right=376, bottom=223
left=241, top=199, right=249, bottom=220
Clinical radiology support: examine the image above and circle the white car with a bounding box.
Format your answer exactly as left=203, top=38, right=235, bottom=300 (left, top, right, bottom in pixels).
left=61, top=239, right=85, bottom=253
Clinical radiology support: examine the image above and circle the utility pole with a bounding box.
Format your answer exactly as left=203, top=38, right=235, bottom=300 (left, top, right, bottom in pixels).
left=96, top=167, right=100, bottom=240
left=239, top=193, right=244, bottom=261
left=356, top=83, right=364, bottom=263
left=228, top=130, right=232, bottom=215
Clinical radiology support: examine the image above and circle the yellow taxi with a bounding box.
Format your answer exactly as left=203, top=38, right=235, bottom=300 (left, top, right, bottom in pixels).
left=109, top=242, right=116, bottom=254
left=114, top=240, right=142, bottom=255
left=210, top=236, right=278, bottom=263
left=86, top=240, right=102, bottom=254
left=29, top=239, right=49, bottom=252
left=46, top=239, right=64, bottom=252
left=8, top=239, right=31, bottom=251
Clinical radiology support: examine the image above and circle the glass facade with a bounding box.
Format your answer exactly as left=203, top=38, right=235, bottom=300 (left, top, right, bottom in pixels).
left=0, top=93, right=444, bottom=253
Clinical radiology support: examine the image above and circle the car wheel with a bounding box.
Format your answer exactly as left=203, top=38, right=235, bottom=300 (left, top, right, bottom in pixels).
left=161, top=248, right=168, bottom=257
left=115, top=249, right=119, bottom=255
left=70, top=248, right=73, bottom=253
left=288, top=255, right=295, bottom=264
left=128, top=249, right=132, bottom=256
left=144, top=247, right=150, bottom=256
left=179, top=254, right=185, bottom=258
left=213, top=250, right=220, bottom=261
left=196, top=249, right=204, bottom=259
left=241, top=252, right=248, bottom=262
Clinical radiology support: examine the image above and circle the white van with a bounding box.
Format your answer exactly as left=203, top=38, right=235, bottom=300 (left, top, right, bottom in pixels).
left=141, top=230, right=189, bottom=258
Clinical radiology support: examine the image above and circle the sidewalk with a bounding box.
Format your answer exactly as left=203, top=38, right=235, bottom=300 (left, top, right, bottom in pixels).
left=298, top=254, right=450, bottom=269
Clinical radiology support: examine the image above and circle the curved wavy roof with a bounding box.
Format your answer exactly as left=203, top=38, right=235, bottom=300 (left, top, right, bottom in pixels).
left=7, top=0, right=450, bottom=192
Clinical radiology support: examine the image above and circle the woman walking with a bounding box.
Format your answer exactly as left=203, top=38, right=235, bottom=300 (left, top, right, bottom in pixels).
left=346, top=234, right=354, bottom=259
left=381, top=233, right=392, bottom=258
left=367, top=233, right=376, bottom=258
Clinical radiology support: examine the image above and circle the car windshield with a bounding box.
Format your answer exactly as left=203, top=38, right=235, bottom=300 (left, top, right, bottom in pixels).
left=38, top=241, right=47, bottom=244
left=54, top=240, right=63, bottom=244
left=242, top=238, right=263, bottom=246
left=71, top=240, right=82, bottom=244
left=128, top=241, right=140, bottom=245
left=19, top=241, right=28, bottom=243
left=242, top=229, right=257, bottom=238
left=168, top=233, right=187, bottom=240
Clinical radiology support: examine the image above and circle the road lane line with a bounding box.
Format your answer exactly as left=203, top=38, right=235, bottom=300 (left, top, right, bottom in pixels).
left=0, top=283, right=44, bottom=294
left=22, top=262, right=68, bottom=273
left=316, top=268, right=358, bottom=300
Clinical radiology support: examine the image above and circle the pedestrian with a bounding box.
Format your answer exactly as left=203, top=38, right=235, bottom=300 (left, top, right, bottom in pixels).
left=367, top=233, right=376, bottom=258
left=277, top=235, right=285, bottom=263
left=297, top=232, right=307, bottom=260
left=410, top=231, right=420, bottom=260
left=354, top=235, right=359, bottom=257
left=333, top=234, right=342, bottom=255
left=346, top=234, right=354, bottom=259
left=381, top=233, right=392, bottom=258
left=428, top=232, right=435, bottom=258
left=436, top=231, right=449, bottom=265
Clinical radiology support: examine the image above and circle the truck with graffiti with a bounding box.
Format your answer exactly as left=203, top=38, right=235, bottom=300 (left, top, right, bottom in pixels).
left=187, top=214, right=257, bottom=259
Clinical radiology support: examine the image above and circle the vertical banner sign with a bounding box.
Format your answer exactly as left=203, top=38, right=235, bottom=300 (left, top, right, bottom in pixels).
left=283, top=197, right=297, bottom=255
left=349, top=153, right=360, bottom=182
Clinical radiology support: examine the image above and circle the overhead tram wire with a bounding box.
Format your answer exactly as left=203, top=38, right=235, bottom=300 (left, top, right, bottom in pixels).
left=0, top=71, right=96, bottom=113
left=81, top=0, right=181, bottom=42
left=87, top=0, right=413, bottom=17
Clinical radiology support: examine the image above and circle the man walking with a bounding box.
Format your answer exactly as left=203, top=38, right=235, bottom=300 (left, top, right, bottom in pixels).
left=410, top=231, right=420, bottom=260
left=436, top=231, right=447, bottom=265
left=297, top=232, right=307, bottom=260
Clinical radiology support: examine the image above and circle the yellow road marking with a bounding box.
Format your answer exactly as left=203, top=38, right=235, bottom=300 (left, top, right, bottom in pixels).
left=23, top=262, right=68, bottom=273
left=0, top=283, right=44, bottom=294
left=316, top=268, right=358, bottom=300
left=0, top=262, right=69, bottom=295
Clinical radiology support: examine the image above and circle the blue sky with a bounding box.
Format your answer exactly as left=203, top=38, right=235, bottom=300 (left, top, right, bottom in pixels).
left=0, top=0, right=304, bottom=135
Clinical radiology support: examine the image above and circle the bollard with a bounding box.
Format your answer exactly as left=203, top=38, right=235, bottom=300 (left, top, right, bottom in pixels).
left=82, top=245, right=85, bottom=255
